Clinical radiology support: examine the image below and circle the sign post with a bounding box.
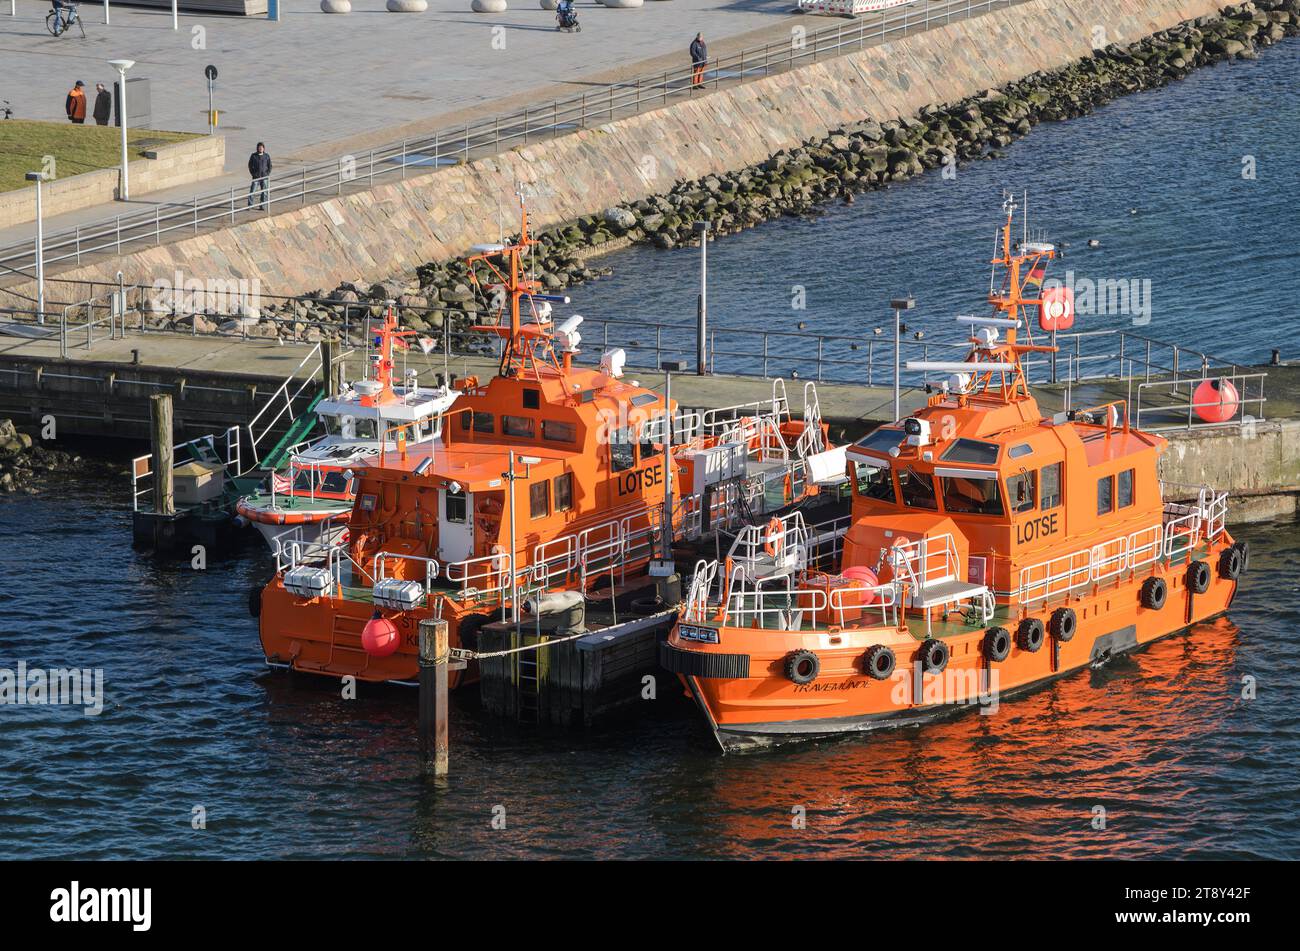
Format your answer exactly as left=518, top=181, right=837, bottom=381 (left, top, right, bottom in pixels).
left=204, top=64, right=218, bottom=133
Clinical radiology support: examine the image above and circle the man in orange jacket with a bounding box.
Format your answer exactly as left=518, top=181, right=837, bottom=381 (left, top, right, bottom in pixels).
left=65, top=81, right=87, bottom=124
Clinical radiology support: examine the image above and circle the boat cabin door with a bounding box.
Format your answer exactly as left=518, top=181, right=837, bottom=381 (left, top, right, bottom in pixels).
left=438, top=486, right=473, bottom=563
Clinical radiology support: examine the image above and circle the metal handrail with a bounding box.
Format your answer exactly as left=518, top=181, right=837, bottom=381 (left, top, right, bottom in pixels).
left=0, top=0, right=1018, bottom=279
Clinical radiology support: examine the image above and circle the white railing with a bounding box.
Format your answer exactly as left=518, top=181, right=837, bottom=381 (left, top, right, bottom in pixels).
left=130, top=425, right=241, bottom=512
left=246, top=342, right=323, bottom=467
left=1016, top=483, right=1227, bottom=605
left=828, top=583, right=898, bottom=627
left=885, top=532, right=961, bottom=591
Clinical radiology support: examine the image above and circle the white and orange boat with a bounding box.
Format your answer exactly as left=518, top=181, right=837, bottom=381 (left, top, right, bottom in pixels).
left=254, top=203, right=845, bottom=687
left=235, top=308, right=460, bottom=555
left=663, top=199, right=1248, bottom=751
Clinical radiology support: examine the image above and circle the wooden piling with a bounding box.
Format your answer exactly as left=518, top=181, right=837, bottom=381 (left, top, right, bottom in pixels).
left=150, top=393, right=174, bottom=516
left=319, top=339, right=338, bottom=396
left=418, top=618, right=449, bottom=778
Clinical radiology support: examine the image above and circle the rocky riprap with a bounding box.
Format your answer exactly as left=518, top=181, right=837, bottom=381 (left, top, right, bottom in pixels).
left=0, top=419, right=87, bottom=495
left=127, top=1, right=1298, bottom=346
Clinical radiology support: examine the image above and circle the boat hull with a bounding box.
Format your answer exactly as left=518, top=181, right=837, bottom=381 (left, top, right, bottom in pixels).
left=670, top=550, right=1242, bottom=752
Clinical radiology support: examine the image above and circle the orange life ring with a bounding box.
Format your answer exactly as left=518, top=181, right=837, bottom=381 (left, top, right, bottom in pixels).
left=764, top=517, right=783, bottom=557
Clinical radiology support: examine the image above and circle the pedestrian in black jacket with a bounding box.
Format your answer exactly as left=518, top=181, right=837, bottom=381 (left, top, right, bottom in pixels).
left=690, top=34, right=707, bottom=88
left=92, top=84, right=112, bottom=126
left=247, top=142, right=272, bottom=210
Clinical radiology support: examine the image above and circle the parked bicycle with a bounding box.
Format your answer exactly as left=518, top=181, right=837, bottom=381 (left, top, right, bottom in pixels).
left=46, top=2, right=86, bottom=38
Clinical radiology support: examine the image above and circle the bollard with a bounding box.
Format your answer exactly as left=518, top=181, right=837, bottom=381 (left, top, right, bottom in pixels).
left=418, top=618, right=449, bottom=779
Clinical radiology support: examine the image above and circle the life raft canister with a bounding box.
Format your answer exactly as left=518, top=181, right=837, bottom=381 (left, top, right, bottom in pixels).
left=983, top=626, right=1011, bottom=662
left=783, top=649, right=819, bottom=685
left=1187, top=560, right=1211, bottom=594
left=862, top=644, right=896, bottom=680
left=917, top=638, right=949, bottom=674
left=1050, top=607, right=1076, bottom=642
left=1016, top=617, right=1045, bottom=653
left=764, top=517, right=784, bottom=557
left=1140, top=577, right=1168, bottom=611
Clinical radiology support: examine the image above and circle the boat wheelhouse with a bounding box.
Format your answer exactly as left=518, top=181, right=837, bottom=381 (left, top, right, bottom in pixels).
left=235, top=306, right=459, bottom=554
left=255, top=202, right=844, bottom=686
left=663, top=199, right=1248, bottom=751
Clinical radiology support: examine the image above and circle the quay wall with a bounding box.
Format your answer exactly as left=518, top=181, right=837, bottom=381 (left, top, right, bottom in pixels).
left=12, top=0, right=1224, bottom=302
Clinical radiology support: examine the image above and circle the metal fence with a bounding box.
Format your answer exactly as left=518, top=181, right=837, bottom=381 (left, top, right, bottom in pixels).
left=0, top=0, right=1020, bottom=282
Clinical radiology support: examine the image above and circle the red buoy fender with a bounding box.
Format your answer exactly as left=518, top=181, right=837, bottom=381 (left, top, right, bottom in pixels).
left=361, top=614, right=400, bottom=657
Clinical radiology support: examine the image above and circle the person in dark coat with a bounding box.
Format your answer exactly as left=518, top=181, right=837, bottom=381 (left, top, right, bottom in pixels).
left=690, top=34, right=707, bottom=88
left=247, top=142, right=272, bottom=210
left=92, top=83, right=112, bottom=126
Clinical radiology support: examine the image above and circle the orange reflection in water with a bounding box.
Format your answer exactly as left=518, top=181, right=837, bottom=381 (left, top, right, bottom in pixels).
left=691, top=616, right=1245, bottom=859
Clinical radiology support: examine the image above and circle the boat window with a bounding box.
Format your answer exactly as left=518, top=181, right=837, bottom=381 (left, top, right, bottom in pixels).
left=445, top=488, right=467, bottom=524
left=854, top=427, right=905, bottom=454
left=942, top=475, right=1003, bottom=516
left=344, top=417, right=377, bottom=440
left=319, top=415, right=340, bottom=436
left=542, top=419, right=576, bottom=443
left=1007, top=470, right=1037, bottom=514
left=529, top=481, right=549, bottom=520
left=320, top=471, right=351, bottom=495
left=1097, top=475, right=1114, bottom=515
left=460, top=410, right=494, bottom=434
left=554, top=472, right=573, bottom=512
left=523, top=388, right=541, bottom=410
left=940, top=438, right=1000, bottom=465
left=897, top=466, right=938, bottom=510
left=1118, top=468, right=1134, bottom=508
left=1040, top=462, right=1062, bottom=510
left=853, top=461, right=896, bottom=504
left=502, top=415, right=534, bottom=438
left=1009, top=443, right=1034, bottom=459
left=610, top=430, right=636, bottom=472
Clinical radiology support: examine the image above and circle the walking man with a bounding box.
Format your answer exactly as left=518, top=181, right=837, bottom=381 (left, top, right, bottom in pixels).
left=65, top=80, right=87, bottom=124
left=92, top=83, right=112, bottom=126
left=247, top=142, right=272, bottom=211
left=689, top=33, right=707, bottom=88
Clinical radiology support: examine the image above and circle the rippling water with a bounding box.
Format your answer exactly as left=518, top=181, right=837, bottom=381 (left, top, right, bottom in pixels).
left=3, top=42, right=1300, bottom=860
left=0, top=473, right=1296, bottom=860
left=572, top=40, right=1300, bottom=376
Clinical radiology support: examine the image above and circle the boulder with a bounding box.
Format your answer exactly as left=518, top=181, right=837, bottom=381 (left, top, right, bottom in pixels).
left=386, top=0, right=427, bottom=9
left=470, top=0, right=506, bottom=9
left=539, top=0, right=556, bottom=7
left=320, top=0, right=351, bottom=10
left=603, top=0, right=642, bottom=6
left=602, top=206, right=637, bottom=231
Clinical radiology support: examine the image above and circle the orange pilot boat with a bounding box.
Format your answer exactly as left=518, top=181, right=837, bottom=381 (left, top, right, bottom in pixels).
left=663, top=199, right=1249, bottom=751
left=255, top=202, right=843, bottom=687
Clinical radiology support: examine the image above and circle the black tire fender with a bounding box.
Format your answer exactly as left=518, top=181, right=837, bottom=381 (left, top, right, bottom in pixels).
left=983, top=626, right=1011, bottom=662
left=917, top=638, right=949, bottom=674
left=1049, top=607, right=1077, bottom=642
left=1016, top=618, right=1045, bottom=653
left=1219, top=546, right=1243, bottom=581
left=783, top=649, right=820, bottom=685
left=248, top=584, right=263, bottom=619
left=1140, top=576, right=1168, bottom=610
left=1187, top=560, right=1211, bottom=594
left=862, top=644, right=896, bottom=681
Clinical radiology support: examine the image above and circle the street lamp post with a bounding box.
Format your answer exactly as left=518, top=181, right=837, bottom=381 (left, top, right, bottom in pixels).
left=25, top=172, right=45, bottom=324
left=108, top=59, right=135, bottom=201
left=890, top=297, right=915, bottom=422
left=694, top=221, right=709, bottom=375
left=659, top=360, right=687, bottom=568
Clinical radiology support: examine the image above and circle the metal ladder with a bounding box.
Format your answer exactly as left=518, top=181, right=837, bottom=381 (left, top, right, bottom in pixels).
left=515, top=633, right=542, bottom=723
